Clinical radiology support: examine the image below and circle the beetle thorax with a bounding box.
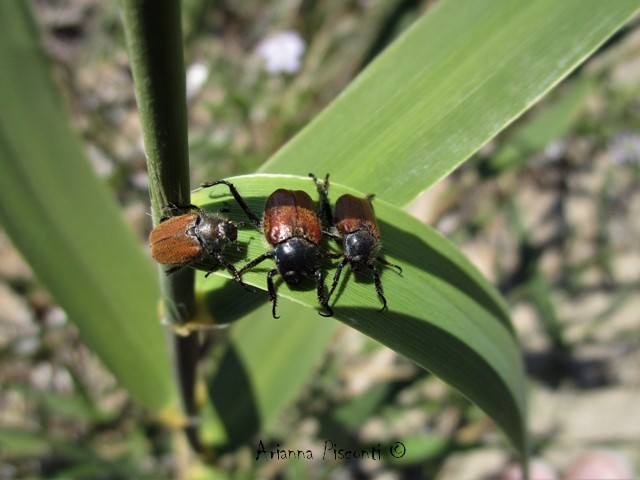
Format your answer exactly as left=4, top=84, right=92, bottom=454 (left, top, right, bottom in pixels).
left=344, top=230, right=379, bottom=270
left=193, top=215, right=237, bottom=252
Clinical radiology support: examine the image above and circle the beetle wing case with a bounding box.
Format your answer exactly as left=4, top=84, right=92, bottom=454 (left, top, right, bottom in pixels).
left=334, top=194, right=380, bottom=239
left=263, top=189, right=323, bottom=246
left=149, top=212, right=202, bottom=265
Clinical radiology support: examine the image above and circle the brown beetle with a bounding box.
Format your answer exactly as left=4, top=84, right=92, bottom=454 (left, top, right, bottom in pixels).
left=149, top=180, right=260, bottom=283
left=237, top=177, right=332, bottom=319
left=327, top=194, right=402, bottom=311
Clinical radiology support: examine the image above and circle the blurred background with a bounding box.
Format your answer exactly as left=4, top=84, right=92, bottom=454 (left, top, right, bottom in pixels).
left=0, top=0, right=638, bottom=478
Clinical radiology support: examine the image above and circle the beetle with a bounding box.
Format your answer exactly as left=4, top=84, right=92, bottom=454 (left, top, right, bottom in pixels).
left=324, top=193, right=402, bottom=311
left=149, top=180, right=260, bottom=283
left=236, top=176, right=333, bottom=319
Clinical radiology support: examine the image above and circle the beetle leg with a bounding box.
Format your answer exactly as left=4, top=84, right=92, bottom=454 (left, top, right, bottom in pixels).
left=267, top=268, right=280, bottom=319
left=370, top=264, right=388, bottom=312
left=213, top=253, right=253, bottom=292
left=159, top=203, right=200, bottom=222
left=329, top=257, right=348, bottom=298
left=322, top=230, right=343, bottom=243
left=165, top=265, right=183, bottom=276
left=309, top=173, right=333, bottom=226
left=218, top=201, right=231, bottom=214
left=164, top=203, right=200, bottom=213
left=377, top=256, right=402, bottom=273
left=315, top=268, right=334, bottom=317
left=365, top=194, right=376, bottom=207
left=201, top=180, right=261, bottom=227
left=237, top=250, right=275, bottom=277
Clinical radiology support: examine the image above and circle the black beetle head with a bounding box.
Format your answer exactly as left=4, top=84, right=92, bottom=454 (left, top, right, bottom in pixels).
left=344, top=230, right=379, bottom=271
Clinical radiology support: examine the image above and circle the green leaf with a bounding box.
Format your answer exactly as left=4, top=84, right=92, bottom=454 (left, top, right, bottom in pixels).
left=0, top=2, right=175, bottom=413
left=261, top=0, right=640, bottom=206
left=487, top=78, right=593, bottom=174
left=201, top=299, right=337, bottom=448
left=192, top=174, right=525, bottom=453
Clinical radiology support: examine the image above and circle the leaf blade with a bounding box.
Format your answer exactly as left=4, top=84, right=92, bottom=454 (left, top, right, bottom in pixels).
left=0, top=2, right=175, bottom=413
left=193, top=174, right=526, bottom=452
left=260, top=0, right=640, bottom=205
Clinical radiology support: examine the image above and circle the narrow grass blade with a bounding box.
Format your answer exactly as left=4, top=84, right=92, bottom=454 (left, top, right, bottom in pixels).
left=261, top=0, right=640, bottom=206
left=0, top=2, right=175, bottom=413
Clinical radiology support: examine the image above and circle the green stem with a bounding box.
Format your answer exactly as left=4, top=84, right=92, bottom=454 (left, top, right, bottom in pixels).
left=121, top=0, right=204, bottom=454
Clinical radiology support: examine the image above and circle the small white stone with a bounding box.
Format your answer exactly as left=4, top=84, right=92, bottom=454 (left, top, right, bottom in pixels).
left=608, top=131, right=640, bottom=165
left=186, top=63, right=209, bottom=99
left=256, top=30, right=306, bottom=75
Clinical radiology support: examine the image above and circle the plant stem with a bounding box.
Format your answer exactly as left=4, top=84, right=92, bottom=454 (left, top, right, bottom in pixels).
left=121, top=0, right=204, bottom=454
